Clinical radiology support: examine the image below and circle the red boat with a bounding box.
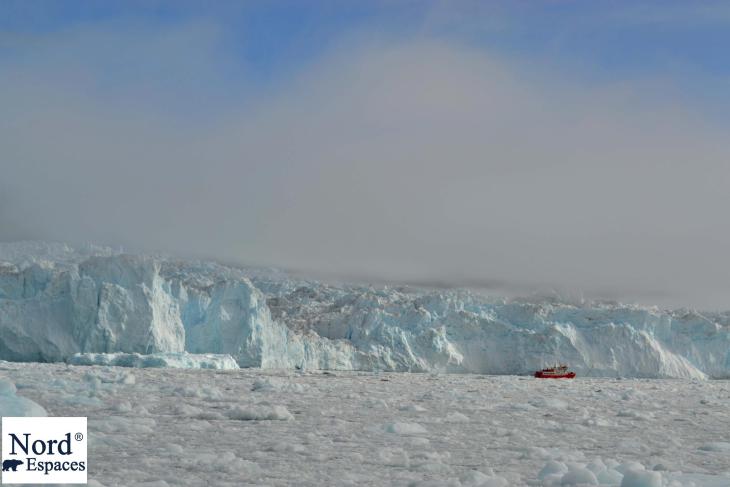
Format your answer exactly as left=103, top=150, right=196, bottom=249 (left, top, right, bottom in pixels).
left=534, top=364, right=576, bottom=379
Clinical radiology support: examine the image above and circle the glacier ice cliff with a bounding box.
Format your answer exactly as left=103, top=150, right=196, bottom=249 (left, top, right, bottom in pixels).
left=0, top=242, right=728, bottom=378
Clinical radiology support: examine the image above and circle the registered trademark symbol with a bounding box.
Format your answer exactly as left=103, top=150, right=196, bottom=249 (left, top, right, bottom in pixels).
left=75, top=432, right=83, bottom=441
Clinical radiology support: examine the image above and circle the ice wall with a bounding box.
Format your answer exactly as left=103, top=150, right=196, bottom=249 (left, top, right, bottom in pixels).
left=263, top=281, right=728, bottom=378
left=1, top=242, right=728, bottom=378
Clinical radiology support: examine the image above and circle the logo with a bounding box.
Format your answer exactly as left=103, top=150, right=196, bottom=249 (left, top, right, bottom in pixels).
left=1, top=417, right=87, bottom=484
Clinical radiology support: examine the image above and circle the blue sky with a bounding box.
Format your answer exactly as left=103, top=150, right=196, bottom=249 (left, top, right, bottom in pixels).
left=3, top=1, right=730, bottom=112
left=3, top=1, right=730, bottom=308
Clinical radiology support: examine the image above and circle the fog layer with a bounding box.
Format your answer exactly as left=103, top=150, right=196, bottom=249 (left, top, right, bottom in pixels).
left=2, top=23, right=729, bottom=309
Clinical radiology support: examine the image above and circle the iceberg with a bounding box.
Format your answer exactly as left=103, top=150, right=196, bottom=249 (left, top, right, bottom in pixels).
left=0, top=241, right=728, bottom=378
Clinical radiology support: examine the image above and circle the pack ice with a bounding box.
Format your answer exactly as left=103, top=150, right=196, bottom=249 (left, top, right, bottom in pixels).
left=1, top=241, right=728, bottom=378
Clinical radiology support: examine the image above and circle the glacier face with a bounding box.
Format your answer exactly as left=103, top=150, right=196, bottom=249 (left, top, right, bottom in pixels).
left=0, top=241, right=728, bottom=378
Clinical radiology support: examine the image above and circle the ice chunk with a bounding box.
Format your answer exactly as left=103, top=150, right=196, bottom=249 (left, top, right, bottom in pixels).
left=699, top=442, right=730, bottom=452
left=0, top=378, right=46, bottom=416
left=539, top=461, right=568, bottom=480
left=385, top=422, right=428, bottom=435
left=68, top=352, right=239, bottom=369
left=560, top=467, right=598, bottom=485
left=461, top=470, right=509, bottom=487
left=251, top=377, right=307, bottom=393
left=444, top=411, right=470, bottom=422
left=597, top=469, right=624, bottom=484
left=620, top=468, right=662, bottom=487
left=226, top=404, right=294, bottom=421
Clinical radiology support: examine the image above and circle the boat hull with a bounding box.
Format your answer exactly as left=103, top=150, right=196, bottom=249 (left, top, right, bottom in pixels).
left=534, top=371, right=576, bottom=379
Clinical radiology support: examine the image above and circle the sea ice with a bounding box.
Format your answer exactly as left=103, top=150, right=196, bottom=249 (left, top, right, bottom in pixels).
left=2, top=362, right=728, bottom=486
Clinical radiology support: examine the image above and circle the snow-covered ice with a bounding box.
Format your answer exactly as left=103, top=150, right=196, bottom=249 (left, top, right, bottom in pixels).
left=1, top=362, right=728, bottom=486
left=1, top=241, right=729, bottom=379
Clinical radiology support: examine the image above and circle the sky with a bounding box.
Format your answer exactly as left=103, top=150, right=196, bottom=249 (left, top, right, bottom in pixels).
left=2, top=1, right=730, bottom=309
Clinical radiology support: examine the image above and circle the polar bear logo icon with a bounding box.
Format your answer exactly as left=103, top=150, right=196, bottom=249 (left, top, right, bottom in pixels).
left=2, top=459, right=23, bottom=471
